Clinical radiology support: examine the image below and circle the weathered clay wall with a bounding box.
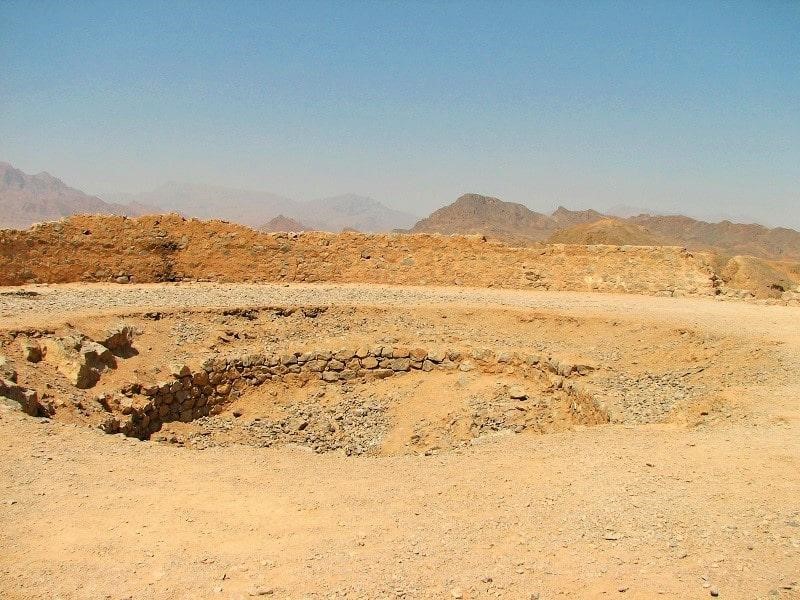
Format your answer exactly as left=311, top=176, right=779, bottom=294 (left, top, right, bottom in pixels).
left=0, top=214, right=719, bottom=296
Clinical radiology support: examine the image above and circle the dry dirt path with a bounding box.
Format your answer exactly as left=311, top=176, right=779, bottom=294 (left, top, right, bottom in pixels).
left=1, top=283, right=798, bottom=600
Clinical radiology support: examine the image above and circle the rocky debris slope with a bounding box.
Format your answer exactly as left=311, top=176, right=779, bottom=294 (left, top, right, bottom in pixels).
left=719, top=255, right=800, bottom=301
left=181, top=394, right=390, bottom=456
left=0, top=322, right=141, bottom=418
left=0, top=214, right=720, bottom=298
left=164, top=373, right=604, bottom=457
left=42, top=335, right=117, bottom=388
left=600, top=368, right=707, bottom=423
left=31, top=323, right=139, bottom=389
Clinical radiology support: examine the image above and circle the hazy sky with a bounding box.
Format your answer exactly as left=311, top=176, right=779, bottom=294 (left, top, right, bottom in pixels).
left=2, top=1, right=799, bottom=226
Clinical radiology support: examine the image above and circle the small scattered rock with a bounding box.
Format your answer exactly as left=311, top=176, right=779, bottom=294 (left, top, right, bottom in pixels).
left=170, top=363, right=191, bottom=378
left=0, top=379, right=41, bottom=416
left=0, top=356, right=17, bottom=383
left=19, top=339, right=43, bottom=363
left=509, top=385, right=527, bottom=400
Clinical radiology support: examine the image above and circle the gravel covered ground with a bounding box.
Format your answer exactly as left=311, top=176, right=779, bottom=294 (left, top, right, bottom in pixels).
left=0, top=281, right=795, bottom=335
left=1, top=283, right=799, bottom=599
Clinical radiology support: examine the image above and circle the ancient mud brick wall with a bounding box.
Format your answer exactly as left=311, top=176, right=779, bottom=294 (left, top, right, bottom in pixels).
left=0, top=214, right=719, bottom=296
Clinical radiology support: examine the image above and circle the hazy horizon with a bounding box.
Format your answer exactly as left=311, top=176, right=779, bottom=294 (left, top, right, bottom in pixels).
left=2, top=1, right=798, bottom=228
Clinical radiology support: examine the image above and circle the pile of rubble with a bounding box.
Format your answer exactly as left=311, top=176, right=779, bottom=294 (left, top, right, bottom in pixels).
left=177, top=394, right=390, bottom=456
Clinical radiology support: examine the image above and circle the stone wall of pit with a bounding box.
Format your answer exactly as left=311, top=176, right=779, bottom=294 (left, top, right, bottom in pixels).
left=102, top=346, right=603, bottom=439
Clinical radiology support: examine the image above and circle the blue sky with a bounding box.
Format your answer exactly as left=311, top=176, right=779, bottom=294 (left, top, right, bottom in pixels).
left=1, top=1, right=799, bottom=226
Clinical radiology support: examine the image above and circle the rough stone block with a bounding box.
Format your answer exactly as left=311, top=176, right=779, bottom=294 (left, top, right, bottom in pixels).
left=100, top=323, right=136, bottom=357
left=410, top=348, right=427, bottom=361
left=361, top=356, right=379, bottom=369
left=0, top=356, right=17, bottom=383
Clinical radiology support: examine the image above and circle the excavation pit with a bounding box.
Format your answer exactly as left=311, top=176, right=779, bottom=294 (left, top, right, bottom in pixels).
left=148, top=364, right=607, bottom=456
left=0, top=298, right=778, bottom=456
left=93, top=342, right=606, bottom=455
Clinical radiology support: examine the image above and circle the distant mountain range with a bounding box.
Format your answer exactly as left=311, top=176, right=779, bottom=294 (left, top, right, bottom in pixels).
left=2, top=162, right=417, bottom=232
left=103, top=182, right=293, bottom=227
left=298, top=193, right=417, bottom=232
left=408, top=194, right=620, bottom=244
left=0, top=162, right=156, bottom=229
left=3, top=162, right=800, bottom=261
left=409, top=193, right=800, bottom=261
left=260, top=215, right=306, bottom=232
left=104, top=184, right=417, bottom=232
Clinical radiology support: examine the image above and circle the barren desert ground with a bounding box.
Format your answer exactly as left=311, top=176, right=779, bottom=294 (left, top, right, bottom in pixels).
left=0, top=282, right=798, bottom=600
left=5, top=2, right=800, bottom=598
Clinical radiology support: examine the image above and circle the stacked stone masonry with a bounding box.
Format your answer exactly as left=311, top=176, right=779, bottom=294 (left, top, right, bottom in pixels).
left=101, top=346, right=602, bottom=439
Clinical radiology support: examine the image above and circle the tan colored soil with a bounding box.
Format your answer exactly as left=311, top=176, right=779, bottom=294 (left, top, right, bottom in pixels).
left=0, top=283, right=799, bottom=599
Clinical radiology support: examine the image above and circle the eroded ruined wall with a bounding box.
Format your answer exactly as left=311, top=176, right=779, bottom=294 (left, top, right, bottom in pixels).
left=0, top=214, right=719, bottom=296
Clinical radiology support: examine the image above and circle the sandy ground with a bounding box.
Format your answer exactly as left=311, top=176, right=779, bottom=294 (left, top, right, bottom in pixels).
left=1, top=283, right=798, bottom=599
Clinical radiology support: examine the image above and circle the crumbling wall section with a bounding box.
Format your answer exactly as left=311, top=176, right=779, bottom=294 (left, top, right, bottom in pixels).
left=0, top=214, right=719, bottom=297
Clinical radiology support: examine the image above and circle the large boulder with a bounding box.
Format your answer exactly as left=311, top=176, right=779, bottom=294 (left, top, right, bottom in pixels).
left=99, top=323, right=137, bottom=357
left=0, top=378, right=41, bottom=416
left=43, top=335, right=116, bottom=388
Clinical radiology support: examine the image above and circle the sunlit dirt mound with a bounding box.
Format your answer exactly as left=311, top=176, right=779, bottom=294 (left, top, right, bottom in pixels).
left=719, top=255, right=800, bottom=299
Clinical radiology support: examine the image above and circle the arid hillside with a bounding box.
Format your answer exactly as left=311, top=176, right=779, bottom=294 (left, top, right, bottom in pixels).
left=412, top=193, right=800, bottom=262
left=409, top=194, right=557, bottom=242
left=0, top=162, right=155, bottom=229
left=719, top=255, right=800, bottom=297
left=630, top=214, right=800, bottom=261
left=547, top=217, right=800, bottom=297
left=547, top=218, right=667, bottom=246
left=0, top=214, right=721, bottom=298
